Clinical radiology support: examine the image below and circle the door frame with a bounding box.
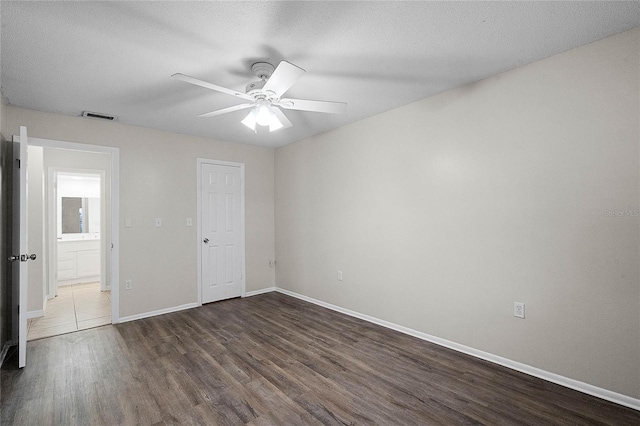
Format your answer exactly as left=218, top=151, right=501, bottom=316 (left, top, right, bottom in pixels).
left=26, top=137, right=120, bottom=323
left=196, top=158, right=246, bottom=306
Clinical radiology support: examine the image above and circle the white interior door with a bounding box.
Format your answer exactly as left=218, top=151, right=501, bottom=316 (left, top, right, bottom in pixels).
left=11, top=126, right=33, bottom=368
left=200, top=162, right=244, bottom=304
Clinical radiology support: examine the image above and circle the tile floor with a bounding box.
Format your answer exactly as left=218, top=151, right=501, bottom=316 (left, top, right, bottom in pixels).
left=27, top=282, right=111, bottom=341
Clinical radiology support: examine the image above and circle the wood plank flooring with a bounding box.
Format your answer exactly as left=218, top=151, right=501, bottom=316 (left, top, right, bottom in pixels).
left=2, top=292, right=639, bottom=425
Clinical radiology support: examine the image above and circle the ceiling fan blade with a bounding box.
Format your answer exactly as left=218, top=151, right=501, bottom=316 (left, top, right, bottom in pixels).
left=262, top=61, right=305, bottom=98
left=172, top=73, right=252, bottom=101
left=198, top=103, right=254, bottom=118
left=278, top=98, right=347, bottom=114
left=273, top=107, right=293, bottom=129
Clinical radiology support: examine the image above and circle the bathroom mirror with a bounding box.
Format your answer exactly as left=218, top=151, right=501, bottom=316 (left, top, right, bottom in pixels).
left=59, top=196, right=100, bottom=235
left=56, top=172, right=101, bottom=238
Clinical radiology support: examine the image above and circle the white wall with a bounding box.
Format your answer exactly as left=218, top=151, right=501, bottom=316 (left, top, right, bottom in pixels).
left=4, top=108, right=276, bottom=318
left=275, top=28, right=640, bottom=399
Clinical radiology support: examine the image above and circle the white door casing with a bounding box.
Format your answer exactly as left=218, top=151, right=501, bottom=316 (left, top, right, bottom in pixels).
left=199, top=160, right=245, bottom=304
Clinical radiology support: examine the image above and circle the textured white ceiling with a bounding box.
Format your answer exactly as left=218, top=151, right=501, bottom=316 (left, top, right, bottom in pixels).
left=2, top=1, right=639, bottom=148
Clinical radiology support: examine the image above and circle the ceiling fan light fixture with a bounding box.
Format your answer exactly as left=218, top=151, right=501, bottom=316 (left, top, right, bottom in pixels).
left=173, top=60, right=346, bottom=134
left=241, top=110, right=257, bottom=132
left=255, top=104, right=273, bottom=126
left=241, top=105, right=284, bottom=133
left=268, top=115, right=284, bottom=132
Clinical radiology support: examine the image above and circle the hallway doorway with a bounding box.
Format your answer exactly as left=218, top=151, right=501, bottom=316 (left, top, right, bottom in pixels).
left=23, top=138, right=119, bottom=343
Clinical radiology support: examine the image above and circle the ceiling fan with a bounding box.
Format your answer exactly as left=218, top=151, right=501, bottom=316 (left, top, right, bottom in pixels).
left=172, top=61, right=347, bottom=132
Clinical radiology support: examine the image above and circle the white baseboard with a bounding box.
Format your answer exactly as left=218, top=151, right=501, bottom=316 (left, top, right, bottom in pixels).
left=275, top=287, right=640, bottom=411
left=244, top=287, right=276, bottom=297
left=27, top=309, right=45, bottom=319
left=27, top=296, right=48, bottom=319
left=116, top=286, right=277, bottom=324
left=118, top=302, right=198, bottom=324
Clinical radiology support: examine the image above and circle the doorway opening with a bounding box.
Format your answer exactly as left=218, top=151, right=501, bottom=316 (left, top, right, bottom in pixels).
left=27, top=169, right=110, bottom=340
left=22, top=140, right=119, bottom=341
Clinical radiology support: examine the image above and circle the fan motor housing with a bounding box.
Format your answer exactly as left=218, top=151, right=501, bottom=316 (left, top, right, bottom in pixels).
left=245, top=80, right=266, bottom=94
left=251, top=62, right=275, bottom=79
left=245, top=79, right=279, bottom=102
left=246, top=62, right=277, bottom=100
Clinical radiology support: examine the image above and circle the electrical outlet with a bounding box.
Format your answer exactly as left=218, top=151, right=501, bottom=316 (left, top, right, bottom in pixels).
left=269, top=260, right=275, bottom=268
left=125, top=280, right=133, bottom=290
left=337, top=271, right=343, bottom=281
left=514, top=302, right=525, bottom=319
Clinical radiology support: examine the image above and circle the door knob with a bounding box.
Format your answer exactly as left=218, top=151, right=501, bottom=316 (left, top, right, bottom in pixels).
left=9, top=254, right=36, bottom=262
left=203, top=238, right=209, bottom=244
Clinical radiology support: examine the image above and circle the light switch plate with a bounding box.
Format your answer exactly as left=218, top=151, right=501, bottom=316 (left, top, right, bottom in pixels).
left=186, top=218, right=193, bottom=227
left=124, top=218, right=132, bottom=228
left=155, top=218, right=162, bottom=227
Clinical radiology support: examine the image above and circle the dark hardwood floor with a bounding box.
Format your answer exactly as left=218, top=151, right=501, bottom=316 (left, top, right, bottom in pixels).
left=2, top=292, right=639, bottom=425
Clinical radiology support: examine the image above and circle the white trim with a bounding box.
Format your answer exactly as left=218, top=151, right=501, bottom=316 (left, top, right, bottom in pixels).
left=244, top=287, right=276, bottom=297
left=196, top=159, right=203, bottom=306
left=26, top=310, right=44, bottom=319
left=46, top=167, right=57, bottom=299
left=118, top=303, right=198, bottom=324
left=24, top=136, right=120, bottom=324
left=275, top=287, right=640, bottom=411
left=196, top=158, right=246, bottom=306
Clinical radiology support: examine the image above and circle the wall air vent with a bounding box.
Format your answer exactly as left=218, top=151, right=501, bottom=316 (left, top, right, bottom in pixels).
left=82, top=111, right=117, bottom=121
